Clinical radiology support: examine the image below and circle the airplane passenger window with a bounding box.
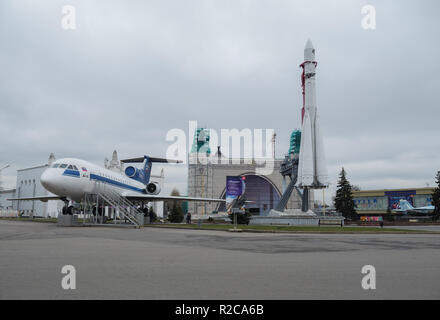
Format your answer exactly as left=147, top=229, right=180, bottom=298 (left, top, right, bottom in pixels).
left=59, top=164, right=68, bottom=168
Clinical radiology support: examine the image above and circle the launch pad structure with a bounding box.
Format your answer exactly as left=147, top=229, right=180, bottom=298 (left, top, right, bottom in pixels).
left=276, top=152, right=310, bottom=213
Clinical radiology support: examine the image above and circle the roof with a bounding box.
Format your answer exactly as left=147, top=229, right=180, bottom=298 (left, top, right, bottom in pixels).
left=17, top=164, right=48, bottom=172
left=0, top=189, right=16, bottom=194
left=353, top=187, right=435, bottom=197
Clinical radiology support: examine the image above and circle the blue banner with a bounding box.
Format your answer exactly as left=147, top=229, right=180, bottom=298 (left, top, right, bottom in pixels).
left=226, top=176, right=245, bottom=205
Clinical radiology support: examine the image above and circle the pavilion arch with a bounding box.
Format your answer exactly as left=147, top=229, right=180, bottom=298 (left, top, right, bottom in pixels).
left=216, top=173, right=282, bottom=215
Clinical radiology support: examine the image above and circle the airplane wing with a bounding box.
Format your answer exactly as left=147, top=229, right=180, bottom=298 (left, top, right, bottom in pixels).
left=124, top=193, right=225, bottom=202
left=415, top=205, right=434, bottom=210
left=7, top=196, right=65, bottom=202
left=412, top=206, right=435, bottom=213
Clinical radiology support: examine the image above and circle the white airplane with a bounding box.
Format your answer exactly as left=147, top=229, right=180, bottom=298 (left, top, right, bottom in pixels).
left=392, top=199, right=434, bottom=215
left=10, top=155, right=225, bottom=214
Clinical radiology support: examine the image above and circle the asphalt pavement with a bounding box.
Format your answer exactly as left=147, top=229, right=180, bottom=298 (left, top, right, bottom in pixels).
left=1, top=220, right=439, bottom=299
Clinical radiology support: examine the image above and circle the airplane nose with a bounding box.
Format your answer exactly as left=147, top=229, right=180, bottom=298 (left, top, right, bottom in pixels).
left=40, top=169, right=55, bottom=192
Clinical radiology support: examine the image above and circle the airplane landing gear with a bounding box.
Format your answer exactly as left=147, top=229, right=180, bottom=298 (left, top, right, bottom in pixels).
left=92, top=206, right=103, bottom=216
left=62, top=205, right=74, bottom=215
left=62, top=199, right=74, bottom=215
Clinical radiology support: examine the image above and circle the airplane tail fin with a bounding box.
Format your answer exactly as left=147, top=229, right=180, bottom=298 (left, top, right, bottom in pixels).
left=399, top=199, right=415, bottom=211
left=121, top=156, right=181, bottom=185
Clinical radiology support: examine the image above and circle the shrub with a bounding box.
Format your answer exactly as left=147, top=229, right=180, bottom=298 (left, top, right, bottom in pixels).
left=228, top=210, right=251, bottom=225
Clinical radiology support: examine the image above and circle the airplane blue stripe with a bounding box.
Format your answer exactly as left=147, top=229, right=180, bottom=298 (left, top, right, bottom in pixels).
left=89, top=173, right=145, bottom=193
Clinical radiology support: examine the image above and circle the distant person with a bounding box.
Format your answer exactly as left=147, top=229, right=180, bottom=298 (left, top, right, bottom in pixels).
left=186, top=212, right=192, bottom=224
left=379, top=220, right=384, bottom=228
left=149, top=209, right=154, bottom=224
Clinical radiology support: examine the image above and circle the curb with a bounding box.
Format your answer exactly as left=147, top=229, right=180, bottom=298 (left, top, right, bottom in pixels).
left=141, top=225, right=439, bottom=235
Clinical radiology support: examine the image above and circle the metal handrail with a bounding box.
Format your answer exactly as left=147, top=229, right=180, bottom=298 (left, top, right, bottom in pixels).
left=97, top=191, right=139, bottom=227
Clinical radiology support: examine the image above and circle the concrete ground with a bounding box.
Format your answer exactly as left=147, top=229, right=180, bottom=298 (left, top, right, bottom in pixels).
left=0, top=220, right=439, bottom=300
left=384, top=225, right=440, bottom=232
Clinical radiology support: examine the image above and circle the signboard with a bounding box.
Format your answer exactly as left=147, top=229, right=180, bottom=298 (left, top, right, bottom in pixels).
left=385, top=190, right=416, bottom=209
left=225, top=176, right=245, bottom=206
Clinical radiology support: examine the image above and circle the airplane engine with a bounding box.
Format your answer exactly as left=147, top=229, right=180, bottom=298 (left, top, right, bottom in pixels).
left=146, top=182, right=161, bottom=195
left=125, top=166, right=144, bottom=181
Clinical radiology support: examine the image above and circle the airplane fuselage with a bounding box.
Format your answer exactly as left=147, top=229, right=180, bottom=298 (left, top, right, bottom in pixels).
left=41, top=158, right=146, bottom=202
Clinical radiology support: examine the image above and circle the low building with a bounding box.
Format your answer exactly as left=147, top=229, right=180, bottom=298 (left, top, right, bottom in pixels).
left=352, top=188, right=434, bottom=215
left=0, top=189, right=16, bottom=210
left=13, top=154, right=64, bottom=218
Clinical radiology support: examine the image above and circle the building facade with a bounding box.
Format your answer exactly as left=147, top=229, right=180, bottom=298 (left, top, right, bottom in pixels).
left=187, top=128, right=312, bottom=216
left=0, top=189, right=16, bottom=210
left=13, top=162, right=64, bottom=218
left=352, top=188, right=434, bottom=215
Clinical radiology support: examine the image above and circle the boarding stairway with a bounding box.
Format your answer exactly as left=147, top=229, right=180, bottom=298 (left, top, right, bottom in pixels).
left=98, top=187, right=143, bottom=227
left=83, top=183, right=144, bottom=228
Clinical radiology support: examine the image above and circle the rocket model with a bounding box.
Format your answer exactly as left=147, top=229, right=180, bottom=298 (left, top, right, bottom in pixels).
left=297, top=40, right=328, bottom=188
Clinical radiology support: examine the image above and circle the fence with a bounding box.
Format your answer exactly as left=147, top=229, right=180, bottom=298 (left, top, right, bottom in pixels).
left=0, top=209, right=19, bottom=218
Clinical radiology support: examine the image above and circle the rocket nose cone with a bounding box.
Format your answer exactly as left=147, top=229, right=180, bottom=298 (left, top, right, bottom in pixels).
left=305, top=39, right=314, bottom=49
left=304, top=39, right=315, bottom=60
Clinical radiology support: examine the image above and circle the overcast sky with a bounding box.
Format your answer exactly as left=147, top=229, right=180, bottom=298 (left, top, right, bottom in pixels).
left=1, top=0, right=439, bottom=201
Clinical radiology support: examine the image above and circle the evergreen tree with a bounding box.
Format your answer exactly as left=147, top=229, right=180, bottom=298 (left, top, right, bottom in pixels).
left=165, top=188, right=181, bottom=215
left=168, top=203, right=184, bottom=223
left=432, top=171, right=440, bottom=221
left=334, top=167, right=358, bottom=220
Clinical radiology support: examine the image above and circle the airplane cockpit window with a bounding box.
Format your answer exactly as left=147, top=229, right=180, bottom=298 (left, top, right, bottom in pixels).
left=73, top=165, right=79, bottom=171
left=59, top=164, right=68, bottom=168
left=67, top=165, right=74, bottom=170
left=52, top=164, right=60, bottom=168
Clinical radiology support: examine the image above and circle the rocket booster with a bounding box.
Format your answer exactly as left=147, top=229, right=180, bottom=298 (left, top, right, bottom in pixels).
left=297, top=40, right=328, bottom=188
